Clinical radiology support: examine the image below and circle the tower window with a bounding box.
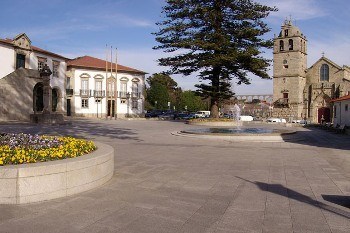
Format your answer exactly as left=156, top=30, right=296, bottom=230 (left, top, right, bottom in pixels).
left=320, top=64, right=329, bottom=82
left=283, top=59, right=288, bottom=69
left=279, top=40, right=284, bottom=51
left=285, top=30, right=288, bottom=36
left=288, top=39, right=293, bottom=50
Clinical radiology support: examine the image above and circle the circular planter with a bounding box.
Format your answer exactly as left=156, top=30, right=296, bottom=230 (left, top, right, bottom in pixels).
left=0, top=142, right=114, bottom=204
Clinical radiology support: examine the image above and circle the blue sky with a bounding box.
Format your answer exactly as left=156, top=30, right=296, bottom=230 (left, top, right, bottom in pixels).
left=1, top=0, right=349, bottom=95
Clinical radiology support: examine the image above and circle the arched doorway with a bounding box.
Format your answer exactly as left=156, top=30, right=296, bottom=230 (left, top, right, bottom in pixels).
left=33, top=83, right=44, bottom=112
left=318, top=107, right=330, bottom=123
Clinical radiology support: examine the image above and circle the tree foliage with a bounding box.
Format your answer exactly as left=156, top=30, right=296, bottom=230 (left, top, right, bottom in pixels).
left=179, top=90, right=207, bottom=111
left=147, top=82, right=170, bottom=110
left=153, top=0, right=277, bottom=117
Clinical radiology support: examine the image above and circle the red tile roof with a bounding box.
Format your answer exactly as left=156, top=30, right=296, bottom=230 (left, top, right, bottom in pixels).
left=331, top=94, right=350, bottom=102
left=0, top=38, right=67, bottom=60
left=67, top=55, right=146, bottom=74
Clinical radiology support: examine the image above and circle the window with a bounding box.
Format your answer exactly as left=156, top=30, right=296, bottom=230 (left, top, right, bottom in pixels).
left=132, top=99, right=138, bottom=109
left=66, top=77, right=71, bottom=89
left=288, top=39, right=293, bottom=50
left=107, top=79, right=115, bottom=97
left=81, top=99, right=89, bottom=108
left=285, top=29, right=288, bottom=37
left=121, top=100, right=126, bottom=104
left=283, top=59, right=288, bottom=69
left=95, top=80, right=103, bottom=97
left=320, top=64, right=329, bottom=82
left=345, top=104, right=348, bottom=112
left=16, top=54, right=25, bottom=69
left=81, top=79, right=89, bottom=96
left=37, top=57, right=47, bottom=71
left=120, top=82, right=127, bottom=98
left=132, top=82, right=139, bottom=98
left=52, top=61, right=59, bottom=77
left=279, top=40, right=284, bottom=51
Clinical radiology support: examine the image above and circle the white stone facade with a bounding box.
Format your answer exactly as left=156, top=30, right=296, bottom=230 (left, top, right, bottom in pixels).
left=0, top=33, right=146, bottom=121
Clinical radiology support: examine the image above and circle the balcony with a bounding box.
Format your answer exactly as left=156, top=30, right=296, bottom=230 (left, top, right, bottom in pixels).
left=93, top=90, right=105, bottom=98
left=119, top=91, right=128, bottom=99
left=80, top=89, right=91, bottom=97
left=66, top=89, right=73, bottom=96
left=106, top=91, right=116, bottom=98
left=131, top=92, right=142, bottom=99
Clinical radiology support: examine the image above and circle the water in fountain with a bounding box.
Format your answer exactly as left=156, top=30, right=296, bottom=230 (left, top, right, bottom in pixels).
left=231, top=104, right=242, bottom=127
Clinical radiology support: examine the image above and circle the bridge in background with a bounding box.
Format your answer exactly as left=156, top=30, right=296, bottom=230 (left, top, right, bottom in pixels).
left=235, top=94, right=273, bottom=103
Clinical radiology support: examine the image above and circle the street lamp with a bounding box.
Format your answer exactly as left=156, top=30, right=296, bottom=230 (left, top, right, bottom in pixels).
left=126, top=92, right=131, bottom=117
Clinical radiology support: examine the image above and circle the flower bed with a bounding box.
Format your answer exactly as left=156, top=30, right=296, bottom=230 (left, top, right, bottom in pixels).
left=0, top=133, right=96, bottom=166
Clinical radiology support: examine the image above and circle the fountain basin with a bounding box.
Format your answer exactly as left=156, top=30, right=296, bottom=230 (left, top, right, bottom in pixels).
left=174, top=127, right=296, bottom=142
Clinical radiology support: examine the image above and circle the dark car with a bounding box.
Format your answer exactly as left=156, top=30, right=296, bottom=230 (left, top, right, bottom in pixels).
left=158, top=111, right=176, bottom=120
left=174, top=112, right=195, bottom=120
left=145, top=110, right=164, bottom=118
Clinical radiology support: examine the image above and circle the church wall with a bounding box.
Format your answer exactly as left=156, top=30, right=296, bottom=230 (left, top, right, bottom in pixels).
left=0, top=45, right=15, bottom=79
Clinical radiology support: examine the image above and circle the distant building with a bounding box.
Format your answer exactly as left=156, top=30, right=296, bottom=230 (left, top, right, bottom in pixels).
left=0, top=33, right=67, bottom=121
left=331, top=94, right=350, bottom=126
left=272, top=19, right=350, bottom=123
left=67, top=56, right=146, bottom=118
left=0, top=33, right=146, bottom=121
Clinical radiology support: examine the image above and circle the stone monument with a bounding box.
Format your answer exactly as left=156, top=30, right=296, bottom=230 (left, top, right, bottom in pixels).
left=30, top=64, right=64, bottom=124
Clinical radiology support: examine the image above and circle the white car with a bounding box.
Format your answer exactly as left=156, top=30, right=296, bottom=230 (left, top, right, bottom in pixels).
left=239, top=115, right=254, bottom=121
left=266, top=118, right=286, bottom=123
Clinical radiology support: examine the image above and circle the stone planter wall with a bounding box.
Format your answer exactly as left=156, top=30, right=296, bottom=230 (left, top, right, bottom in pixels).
left=0, top=142, right=114, bottom=204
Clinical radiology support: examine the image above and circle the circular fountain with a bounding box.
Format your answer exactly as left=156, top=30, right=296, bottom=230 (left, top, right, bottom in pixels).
left=178, top=103, right=297, bottom=142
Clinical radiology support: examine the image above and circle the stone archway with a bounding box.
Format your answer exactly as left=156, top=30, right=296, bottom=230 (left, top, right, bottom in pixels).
left=312, top=93, right=331, bottom=123
left=33, top=82, right=44, bottom=113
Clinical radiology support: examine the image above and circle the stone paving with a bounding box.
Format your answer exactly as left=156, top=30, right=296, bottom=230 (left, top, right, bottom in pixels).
left=0, top=119, right=349, bottom=233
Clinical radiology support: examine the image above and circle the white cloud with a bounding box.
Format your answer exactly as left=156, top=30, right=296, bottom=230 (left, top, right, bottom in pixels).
left=258, top=0, right=327, bottom=22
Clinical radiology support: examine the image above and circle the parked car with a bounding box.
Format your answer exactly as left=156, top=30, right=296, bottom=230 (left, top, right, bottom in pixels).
left=194, top=111, right=211, bottom=118
left=174, top=112, right=195, bottom=120
left=158, top=111, right=176, bottom=120
left=239, top=115, right=254, bottom=121
left=145, top=110, right=164, bottom=118
left=266, top=118, right=286, bottom=123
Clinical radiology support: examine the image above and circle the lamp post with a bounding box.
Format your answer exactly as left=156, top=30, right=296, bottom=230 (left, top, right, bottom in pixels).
left=155, top=100, right=157, bottom=110
left=126, top=92, right=130, bottom=117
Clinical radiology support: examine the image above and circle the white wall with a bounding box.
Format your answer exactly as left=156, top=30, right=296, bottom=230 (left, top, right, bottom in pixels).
left=72, top=68, right=145, bottom=117
left=333, top=99, right=350, bottom=126
left=0, top=45, right=15, bottom=78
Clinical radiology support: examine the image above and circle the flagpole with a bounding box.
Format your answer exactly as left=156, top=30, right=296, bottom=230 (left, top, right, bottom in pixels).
left=114, top=47, right=118, bottom=120
left=105, top=44, right=108, bottom=119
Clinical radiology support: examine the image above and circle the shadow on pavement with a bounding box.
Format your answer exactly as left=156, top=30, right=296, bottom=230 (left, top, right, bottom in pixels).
left=282, top=126, right=350, bottom=150
left=236, top=176, right=350, bottom=219
left=0, top=118, right=141, bottom=142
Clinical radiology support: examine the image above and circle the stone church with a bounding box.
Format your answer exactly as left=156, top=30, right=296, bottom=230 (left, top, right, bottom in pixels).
left=272, top=19, right=350, bottom=123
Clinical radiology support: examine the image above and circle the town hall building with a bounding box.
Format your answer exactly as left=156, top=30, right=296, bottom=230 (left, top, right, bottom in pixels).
left=272, top=19, right=350, bottom=123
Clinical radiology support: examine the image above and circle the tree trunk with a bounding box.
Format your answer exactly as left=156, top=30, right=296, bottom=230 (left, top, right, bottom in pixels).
left=210, top=101, right=219, bottom=118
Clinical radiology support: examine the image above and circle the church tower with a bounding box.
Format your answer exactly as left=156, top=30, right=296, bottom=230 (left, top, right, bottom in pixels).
left=273, top=19, right=307, bottom=120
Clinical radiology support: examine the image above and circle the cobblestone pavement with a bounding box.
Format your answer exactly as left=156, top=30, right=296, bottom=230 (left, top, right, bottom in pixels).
left=0, top=119, right=350, bottom=233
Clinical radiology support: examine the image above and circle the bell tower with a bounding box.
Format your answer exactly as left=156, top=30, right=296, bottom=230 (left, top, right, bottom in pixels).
left=273, top=19, right=307, bottom=120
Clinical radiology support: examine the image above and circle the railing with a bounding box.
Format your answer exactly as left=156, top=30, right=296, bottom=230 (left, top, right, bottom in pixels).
left=106, top=91, right=116, bottom=98
left=80, top=89, right=91, bottom=97
left=66, top=89, right=73, bottom=96
left=93, top=90, right=105, bottom=98
left=119, top=91, right=128, bottom=98
left=131, top=92, right=142, bottom=98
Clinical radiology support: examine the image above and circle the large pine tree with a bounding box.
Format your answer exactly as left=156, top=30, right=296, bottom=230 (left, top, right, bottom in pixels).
left=153, top=0, right=277, bottom=117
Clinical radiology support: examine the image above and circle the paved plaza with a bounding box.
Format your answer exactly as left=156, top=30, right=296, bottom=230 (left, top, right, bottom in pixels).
left=0, top=119, right=350, bottom=233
